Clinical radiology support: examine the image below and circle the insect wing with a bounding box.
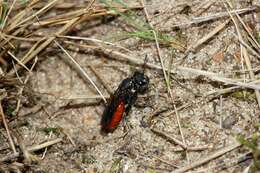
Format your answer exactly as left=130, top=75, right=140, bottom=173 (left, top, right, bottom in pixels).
left=105, top=101, right=125, bottom=131
left=101, top=78, right=133, bottom=132
left=101, top=94, right=124, bottom=131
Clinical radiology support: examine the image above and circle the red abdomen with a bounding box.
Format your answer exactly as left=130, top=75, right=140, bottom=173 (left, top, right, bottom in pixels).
left=105, top=101, right=125, bottom=131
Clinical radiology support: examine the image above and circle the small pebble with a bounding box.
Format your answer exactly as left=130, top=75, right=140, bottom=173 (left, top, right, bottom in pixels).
left=222, top=116, right=237, bottom=129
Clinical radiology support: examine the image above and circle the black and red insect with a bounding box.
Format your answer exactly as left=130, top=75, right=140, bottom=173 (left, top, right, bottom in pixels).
left=101, top=70, right=149, bottom=133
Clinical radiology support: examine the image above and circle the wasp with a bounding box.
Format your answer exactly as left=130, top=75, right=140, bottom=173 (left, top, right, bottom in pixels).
left=101, top=70, right=149, bottom=133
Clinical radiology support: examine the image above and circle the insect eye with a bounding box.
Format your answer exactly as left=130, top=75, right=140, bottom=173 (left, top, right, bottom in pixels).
left=142, top=76, right=149, bottom=84
left=140, top=80, right=147, bottom=85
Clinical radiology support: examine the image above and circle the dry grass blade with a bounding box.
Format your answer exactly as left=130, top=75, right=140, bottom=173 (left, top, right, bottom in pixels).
left=192, top=152, right=252, bottom=172
left=186, top=19, right=230, bottom=52
left=193, top=0, right=216, bottom=16
left=89, top=65, right=113, bottom=94
left=58, top=35, right=132, bottom=52
left=95, top=46, right=260, bottom=90
left=0, top=0, right=258, bottom=172
left=1, top=0, right=17, bottom=29
left=16, top=0, right=59, bottom=27
left=1, top=33, right=39, bottom=42
left=177, top=67, right=260, bottom=90
left=204, top=86, right=239, bottom=97
left=225, top=1, right=260, bottom=108
left=171, top=6, right=257, bottom=28
left=27, top=138, right=62, bottom=152
left=14, top=57, right=38, bottom=115
left=32, top=5, right=143, bottom=27
left=6, top=0, right=43, bottom=32
left=0, top=103, right=17, bottom=154
left=7, top=51, right=31, bottom=72
left=14, top=132, right=37, bottom=164
left=141, top=0, right=173, bottom=97
left=7, top=0, right=95, bottom=76
left=233, top=9, right=260, bottom=51
left=60, top=95, right=110, bottom=100
left=0, top=138, right=62, bottom=162
left=0, top=33, right=15, bottom=48
left=151, top=128, right=187, bottom=149
left=172, top=142, right=241, bottom=173
left=141, top=1, right=189, bottom=160
left=232, top=32, right=260, bottom=60
left=54, top=40, right=107, bottom=103
left=151, top=128, right=211, bottom=152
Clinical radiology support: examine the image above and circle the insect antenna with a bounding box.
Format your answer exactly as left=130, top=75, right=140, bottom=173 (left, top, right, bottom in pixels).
left=141, top=54, right=149, bottom=73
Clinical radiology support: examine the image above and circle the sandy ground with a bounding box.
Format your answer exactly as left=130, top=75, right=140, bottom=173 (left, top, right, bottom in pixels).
left=1, top=0, right=260, bottom=173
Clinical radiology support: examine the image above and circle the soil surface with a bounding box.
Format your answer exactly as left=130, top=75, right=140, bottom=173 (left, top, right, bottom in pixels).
left=0, top=0, right=260, bottom=173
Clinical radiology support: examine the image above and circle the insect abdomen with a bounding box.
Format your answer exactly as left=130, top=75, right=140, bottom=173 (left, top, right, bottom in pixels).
left=102, top=101, right=125, bottom=132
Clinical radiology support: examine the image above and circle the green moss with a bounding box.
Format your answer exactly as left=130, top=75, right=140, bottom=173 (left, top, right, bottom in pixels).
left=182, top=122, right=192, bottom=129
left=237, top=134, right=260, bottom=172
left=147, top=169, right=157, bottom=173
left=4, top=105, right=15, bottom=117
left=110, top=157, right=122, bottom=173
left=0, top=1, right=8, bottom=27
left=231, top=91, right=255, bottom=100
left=39, top=127, right=61, bottom=135
left=254, top=123, right=260, bottom=129
left=82, top=154, right=96, bottom=164
left=20, top=0, right=29, bottom=4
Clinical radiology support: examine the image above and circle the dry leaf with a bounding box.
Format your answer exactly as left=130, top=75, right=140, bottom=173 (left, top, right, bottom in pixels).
left=212, top=52, right=224, bottom=62
left=234, top=50, right=242, bottom=62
